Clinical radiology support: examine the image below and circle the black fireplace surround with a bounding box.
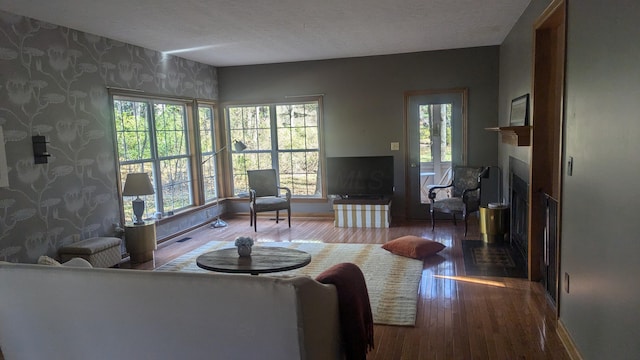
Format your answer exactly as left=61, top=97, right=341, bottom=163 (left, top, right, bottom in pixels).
left=509, top=157, right=529, bottom=263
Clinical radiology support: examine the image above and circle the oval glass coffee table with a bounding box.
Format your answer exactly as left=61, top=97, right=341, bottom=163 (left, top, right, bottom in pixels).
left=196, top=246, right=311, bottom=275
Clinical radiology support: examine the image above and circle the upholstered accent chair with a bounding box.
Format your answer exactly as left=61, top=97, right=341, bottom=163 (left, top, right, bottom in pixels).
left=428, top=166, right=488, bottom=236
left=248, top=169, right=291, bottom=232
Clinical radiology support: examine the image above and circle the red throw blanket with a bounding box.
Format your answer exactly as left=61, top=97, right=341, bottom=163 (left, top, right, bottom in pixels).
left=316, top=262, right=374, bottom=360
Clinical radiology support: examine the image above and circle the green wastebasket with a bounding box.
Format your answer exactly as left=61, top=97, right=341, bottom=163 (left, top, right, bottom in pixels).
left=479, top=204, right=509, bottom=243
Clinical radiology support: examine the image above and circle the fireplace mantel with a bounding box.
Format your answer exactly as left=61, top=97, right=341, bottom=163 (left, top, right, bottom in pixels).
left=485, top=126, right=531, bottom=146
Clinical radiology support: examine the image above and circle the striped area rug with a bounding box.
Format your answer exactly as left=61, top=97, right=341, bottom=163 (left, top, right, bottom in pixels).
left=156, top=241, right=423, bottom=326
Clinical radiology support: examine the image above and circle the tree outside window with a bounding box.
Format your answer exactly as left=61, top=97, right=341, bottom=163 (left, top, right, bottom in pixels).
left=113, top=97, right=193, bottom=220
left=226, top=98, right=322, bottom=198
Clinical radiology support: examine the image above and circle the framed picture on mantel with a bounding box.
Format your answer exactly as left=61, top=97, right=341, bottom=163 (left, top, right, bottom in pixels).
left=509, top=94, right=530, bottom=126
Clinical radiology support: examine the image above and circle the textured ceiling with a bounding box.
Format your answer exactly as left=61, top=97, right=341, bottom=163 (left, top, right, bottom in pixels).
left=0, top=0, right=530, bottom=67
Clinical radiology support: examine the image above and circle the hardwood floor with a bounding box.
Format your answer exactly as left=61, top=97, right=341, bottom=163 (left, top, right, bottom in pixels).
left=125, top=216, right=570, bottom=359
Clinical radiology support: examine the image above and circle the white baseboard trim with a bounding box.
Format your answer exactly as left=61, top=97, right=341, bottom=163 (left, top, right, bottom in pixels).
left=557, top=319, right=583, bottom=360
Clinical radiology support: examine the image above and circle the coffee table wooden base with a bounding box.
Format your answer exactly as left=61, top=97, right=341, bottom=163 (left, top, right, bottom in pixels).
left=196, top=246, right=311, bottom=275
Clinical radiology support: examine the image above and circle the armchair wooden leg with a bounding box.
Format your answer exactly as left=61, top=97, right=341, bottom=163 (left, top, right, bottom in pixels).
left=464, top=215, right=468, bottom=236
left=250, top=209, right=253, bottom=227
left=287, top=209, right=291, bottom=228
left=430, top=209, right=435, bottom=231
left=452, top=214, right=457, bottom=225
left=253, top=212, right=257, bottom=232
left=275, top=210, right=280, bottom=224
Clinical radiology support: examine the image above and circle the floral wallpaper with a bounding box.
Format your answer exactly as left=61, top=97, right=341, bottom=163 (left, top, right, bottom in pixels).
left=0, top=10, right=217, bottom=263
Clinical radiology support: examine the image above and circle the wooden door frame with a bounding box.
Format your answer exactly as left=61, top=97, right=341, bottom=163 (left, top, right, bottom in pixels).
left=402, top=88, right=468, bottom=219
left=528, top=0, right=566, bottom=306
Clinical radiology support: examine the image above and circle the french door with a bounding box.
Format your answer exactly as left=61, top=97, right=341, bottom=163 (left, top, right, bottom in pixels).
left=405, top=89, right=467, bottom=219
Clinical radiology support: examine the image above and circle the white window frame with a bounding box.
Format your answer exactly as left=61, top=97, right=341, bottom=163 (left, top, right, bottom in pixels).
left=225, top=97, right=324, bottom=198
left=198, top=102, right=223, bottom=203
left=112, top=93, right=222, bottom=223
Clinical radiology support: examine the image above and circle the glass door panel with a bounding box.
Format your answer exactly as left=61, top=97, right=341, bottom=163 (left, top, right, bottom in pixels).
left=405, top=89, right=467, bottom=220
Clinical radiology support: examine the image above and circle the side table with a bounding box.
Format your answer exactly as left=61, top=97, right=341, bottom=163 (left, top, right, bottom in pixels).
left=125, top=221, right=157, bottom=263
left=479, top=204, right=509, bottom=243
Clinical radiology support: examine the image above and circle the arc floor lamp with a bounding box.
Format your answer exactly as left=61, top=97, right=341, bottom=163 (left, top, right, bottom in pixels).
left=204, top=140, right=247, bottom=228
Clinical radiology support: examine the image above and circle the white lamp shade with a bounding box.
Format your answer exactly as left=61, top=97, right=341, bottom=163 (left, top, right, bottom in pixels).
left=122, top=173, right=155, bottom=196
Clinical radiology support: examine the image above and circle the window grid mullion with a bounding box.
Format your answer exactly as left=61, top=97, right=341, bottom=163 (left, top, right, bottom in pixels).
left=148, top=100, right=164, bottom=213
left=270, top=105, right=279, bottom=173
left=227, top=99, right=321, bottom=197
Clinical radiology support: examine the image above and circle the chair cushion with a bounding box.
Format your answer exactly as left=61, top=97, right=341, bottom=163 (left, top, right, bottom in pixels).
left=381, top=236, right=446, bottom=259
left=431, top=197, right=465, bottom=212
left=252, top=196, right=289, bottom=211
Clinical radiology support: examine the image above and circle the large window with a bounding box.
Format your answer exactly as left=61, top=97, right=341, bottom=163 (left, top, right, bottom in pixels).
left=114, top=96, right=195, bottom=220
left=226, top=98, right=322, bottom=198
left=198, top=103, right=221, bottom=202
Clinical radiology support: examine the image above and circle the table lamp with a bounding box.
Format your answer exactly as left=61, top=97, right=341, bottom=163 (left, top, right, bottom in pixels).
left=122, top=173, right=155, bottom=225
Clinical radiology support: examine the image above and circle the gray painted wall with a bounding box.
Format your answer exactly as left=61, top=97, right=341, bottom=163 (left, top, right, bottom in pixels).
left=499, top=1, right=640, bottom=358
left=0, top=11, right=218, bottom=263
left=219, top=48, right=499, bottom=217
left=562, top=1, right=640, bottom=358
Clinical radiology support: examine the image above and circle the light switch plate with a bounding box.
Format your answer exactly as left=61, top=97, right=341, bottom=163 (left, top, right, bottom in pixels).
left=390, top=142, right=400, bottom=151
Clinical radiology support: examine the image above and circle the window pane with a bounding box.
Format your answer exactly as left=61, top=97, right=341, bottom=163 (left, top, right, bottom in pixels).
left=256, top=106, right=271, bottom=128
left=304, top=104, right=318, bottom=127
left=159, top=157, right=193, bottom=211
left=236, top=152, right=273, bottom=172
left=231, top=153, right=249, bottom=195
left=199, top=105, right=218, bottom=201
left=154, top=103, right=187, bottom=158
left=279, top=151, right=320, bottom=196
left=228, top=105, right=271, bottom=150
left=419, top=105, right=433, bottom=163
left=231, top=152, right=273, bottom=196
left=275, top=102, right=320, bottom=197
left=114, top=100, right=152, bottom=162
left=440, top=104, right=452, bottom=162
left=277, top=127, right=292, bottom=150
left=199, top=107, right=214, bottom=154
left=255, top=128, right=272, bottom=151
left=227, top=107, right=244, bottom=129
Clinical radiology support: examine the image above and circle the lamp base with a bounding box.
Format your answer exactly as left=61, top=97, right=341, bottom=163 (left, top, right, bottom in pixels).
left=210, top=218, right=227, bottom=228
left=132, top=197, right=146, bottom=225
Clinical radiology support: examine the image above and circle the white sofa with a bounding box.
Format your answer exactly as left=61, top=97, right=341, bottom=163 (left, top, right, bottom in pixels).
left=0, top=262, right=342, bottom=360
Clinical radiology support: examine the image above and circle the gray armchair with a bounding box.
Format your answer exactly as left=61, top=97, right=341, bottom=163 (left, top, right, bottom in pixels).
left=428, top=166, right=488, bottom=236
left=248, top=169, right=291, bottom=232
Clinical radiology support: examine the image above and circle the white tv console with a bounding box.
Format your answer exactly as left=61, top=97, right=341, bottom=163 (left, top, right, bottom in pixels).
left=332, top=196, right=392, bottom=228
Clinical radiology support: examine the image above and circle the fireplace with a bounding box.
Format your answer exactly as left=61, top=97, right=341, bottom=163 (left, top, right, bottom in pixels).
left=509, top=157, right=529, bottom=263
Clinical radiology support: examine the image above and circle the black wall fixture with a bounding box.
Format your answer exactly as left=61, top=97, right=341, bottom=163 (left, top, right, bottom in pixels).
left=32, top=135, right=50, bottom=164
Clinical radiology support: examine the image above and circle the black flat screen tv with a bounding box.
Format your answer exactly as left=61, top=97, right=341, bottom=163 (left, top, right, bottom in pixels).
left=326, top=156, right=394, bottom=198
